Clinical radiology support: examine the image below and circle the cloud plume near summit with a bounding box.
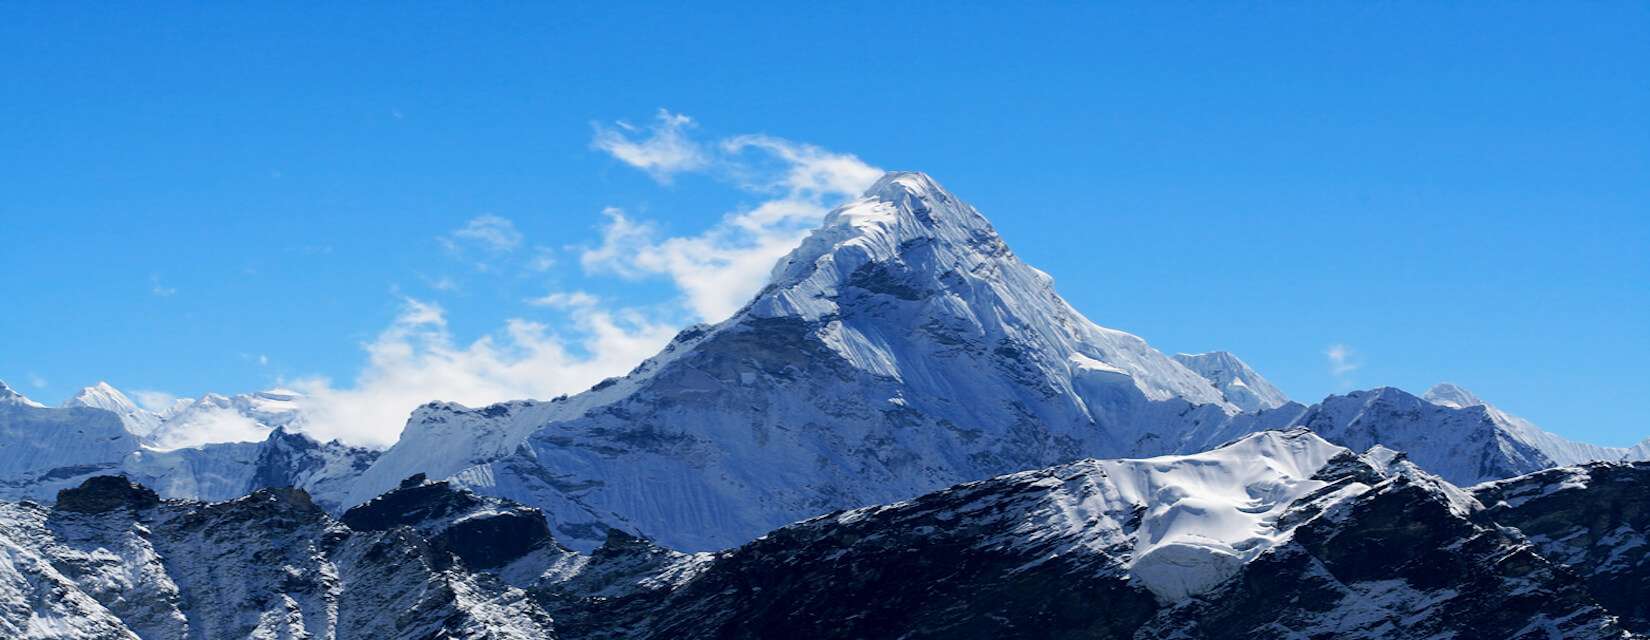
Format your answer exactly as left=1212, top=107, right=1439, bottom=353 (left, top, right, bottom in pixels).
left=288, top=111, right=879, bottom=447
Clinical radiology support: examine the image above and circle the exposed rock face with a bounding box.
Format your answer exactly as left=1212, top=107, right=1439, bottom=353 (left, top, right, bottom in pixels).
left=343, top=476, right=563, bottom=571
left=246, top=427, right=380, bottom=511
left=1147, top=475, right=1623, bottom=639
left=54, top=475, right=160, bottom=514
left=1474, top=462, right=1650, bottom=633
left=1, top=476, right=559, bottom=639
left=536, top=529, right=716, bottom=639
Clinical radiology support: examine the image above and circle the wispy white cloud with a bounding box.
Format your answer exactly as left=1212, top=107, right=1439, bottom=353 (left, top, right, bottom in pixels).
left=288, top=297, right=677, bottom=447
left=527, top=290, right=600, bottom=309
left=445, top=214, right=524, bottom=253
left=260, top=111, right=879, bottom=447
left=719, top=134, right=884, bottom=199
left=578, top=207, right=657, bottom=279
left=130, top=390, right=180, bottom=413
left=152, top=407, right=271, bottom=450
left=591, top=109, right=709, bottom=183
left=424, top=275, right=461, bottom=292
left=526, top=247, right=557, bottom=272
left=584, top=113, right=881, bottom=321
left=1325, top=343, right=1360, bottom=387
left=26, top=373, right=47, bottom=390
left=150, top=274, right=177, bottom=297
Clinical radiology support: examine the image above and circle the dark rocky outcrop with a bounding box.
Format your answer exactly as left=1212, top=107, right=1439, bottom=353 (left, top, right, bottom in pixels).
left=1475, top=462, right=1650, bottom=633
left=8, top=475, right=559, bottom=639
left=54, top=475, right=161, bottom=513
left=343, top=475, right=557, bottom=570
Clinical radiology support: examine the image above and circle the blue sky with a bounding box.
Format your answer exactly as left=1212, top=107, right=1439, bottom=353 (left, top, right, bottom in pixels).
left=2, top=4, right=1646, bottom=446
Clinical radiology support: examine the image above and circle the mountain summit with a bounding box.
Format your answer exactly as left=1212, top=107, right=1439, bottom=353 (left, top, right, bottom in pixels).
left=747, top=172, right=1231, bottom=406
left=1423, top=382, right=1650, bottom=467
left=1173, top=351, right=1290, bottom=411
left=348, top=171, right=1252, bottom=550
left=0, top=380, right=44, bottom=408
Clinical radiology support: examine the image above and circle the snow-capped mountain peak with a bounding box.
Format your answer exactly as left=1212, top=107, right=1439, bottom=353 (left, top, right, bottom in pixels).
left=353, top=171, right=1253, bottom=550
left=1172, top=351, right=1290, bottom=411
left=1420, top=382, right=1647, bottom=468
left=66, top=381, right=138, bottom=412
left=1422, top=382, right=1485, bottom=409
left=65, top=381, right=163, bottom=437
left=58, top=382, right=309, bottom=451
left=748, top=170, right=1230, bottom=407
left=0, top=380, right=44, bottom=408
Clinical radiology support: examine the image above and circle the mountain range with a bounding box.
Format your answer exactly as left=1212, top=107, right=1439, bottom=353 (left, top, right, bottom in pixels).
left=0, top=381, right=373, bottom=511
left=3, top=171, right=1646, bottom=637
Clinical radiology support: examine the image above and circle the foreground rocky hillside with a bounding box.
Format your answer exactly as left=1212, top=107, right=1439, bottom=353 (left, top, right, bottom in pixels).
left=6, top=431, right=1646, bottom=639
left=0, top=476, right=557, bottom=639
left=539, top=430, right=1640, bottom=640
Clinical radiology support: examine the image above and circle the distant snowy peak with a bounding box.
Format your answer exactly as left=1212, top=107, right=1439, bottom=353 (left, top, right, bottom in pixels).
left=65, top=381, right=163, bottom=436
left=1422, top=382, right=1485, bottom=409
left=1172, top=351, right=1289, bottom=411
left=58, top=381, right=307, bottom=450
left=65, top=381, right=140, bottom=413
left=1423, top=382, right=1649, bottom=467
left=0, top=380, right=44, bottom=408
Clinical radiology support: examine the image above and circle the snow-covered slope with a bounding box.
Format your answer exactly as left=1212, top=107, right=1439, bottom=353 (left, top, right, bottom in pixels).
left=63, top=382, right=163, bottom=439
left=0, top=402, right=136, bottom=493
left=1425, top=382, right=1649, bottom=466
left=1285, top=387, right=1555, bottom=485
left=1172, top=351, right=1289, bottom=411
left=1168, top=384, right=1642, bottom=487
left=350, top=172, right=1251, bottom=550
